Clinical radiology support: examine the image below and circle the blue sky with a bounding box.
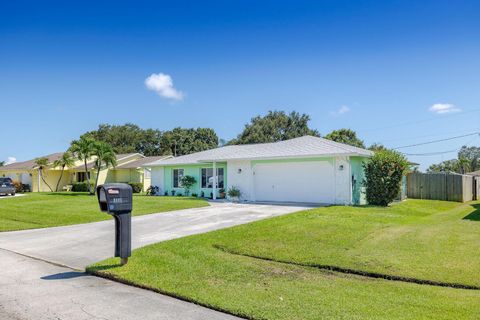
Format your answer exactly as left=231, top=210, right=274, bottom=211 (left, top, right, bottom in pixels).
left=1, top=0, right=480, bottom=170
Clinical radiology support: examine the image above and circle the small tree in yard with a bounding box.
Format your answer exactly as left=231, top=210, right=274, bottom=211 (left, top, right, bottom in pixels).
left=363, top=150, right=408, bottom=206
left=53, top=152, right=75, bottom=192
left=69, top=136, right=96, bottom=194
left=35, top=157, right=54, bottom=192
left=180, top=175, right=196, bottom=196
left=92, top=141, right=117, bottom=194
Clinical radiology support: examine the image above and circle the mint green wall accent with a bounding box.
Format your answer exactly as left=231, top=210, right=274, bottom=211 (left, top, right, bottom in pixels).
left=162, top=163, right=227, bottom=197
left=158, top=156, right=370, bottom=204
left=350, top=156, right=369, bottom=205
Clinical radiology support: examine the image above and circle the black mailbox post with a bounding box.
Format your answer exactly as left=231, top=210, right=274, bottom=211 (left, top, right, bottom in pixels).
left=97, top=183, right=132, bottom=265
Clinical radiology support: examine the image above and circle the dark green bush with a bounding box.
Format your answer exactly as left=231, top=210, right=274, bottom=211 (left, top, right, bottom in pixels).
left=363, top=150, right=408, bottom=206
left=72, top=182, right=94, bottom=192
left=128, top=182, right=143, bottom=193
left=180, top=175, right=196, bottom=196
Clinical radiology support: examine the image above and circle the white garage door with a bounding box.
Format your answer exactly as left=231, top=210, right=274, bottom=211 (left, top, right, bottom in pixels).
left=253, top=161, right=335, bottom=203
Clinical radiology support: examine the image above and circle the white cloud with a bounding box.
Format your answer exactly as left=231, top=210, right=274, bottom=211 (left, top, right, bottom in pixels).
left=5, top=157, right=16, bottom=165
left=429, top=103, right=461, bottom=114
left=330, top=105, right=350, bottom=116
left=145, top=73, right=183, bottom=101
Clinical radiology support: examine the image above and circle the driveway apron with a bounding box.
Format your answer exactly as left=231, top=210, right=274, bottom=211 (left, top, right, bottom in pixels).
left=0, top=202, right=310, bottom=320
left=0, top=202, right=310, bottom=269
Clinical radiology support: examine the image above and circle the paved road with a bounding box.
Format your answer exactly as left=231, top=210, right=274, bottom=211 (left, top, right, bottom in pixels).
left=0, top=202, right=311, bottom=320
left=0, top=248, right=240, bottom=320
left=0, top=202, right=309, bottom=269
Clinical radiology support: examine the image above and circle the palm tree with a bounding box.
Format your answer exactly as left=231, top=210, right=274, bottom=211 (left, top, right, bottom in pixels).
left=69, top=137, right=96, bottom=194
left=458, top=157, right=471, bottom=174
left=35, top=157, right=54, bottom=192
left=92, top=141, right=117, bottom=194
left=53, top=152, right=76, bottom=192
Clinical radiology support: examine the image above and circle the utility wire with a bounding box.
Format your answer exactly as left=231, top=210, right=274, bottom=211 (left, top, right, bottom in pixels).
left=378, top=127, right=480, bottom=144
left=400, top=135, right=480, bottom=156
left=393, top=132, right=480, bottom=150
left=358, top=108, right=480, bottom=133
left=402, top=149, right=460, bottom=156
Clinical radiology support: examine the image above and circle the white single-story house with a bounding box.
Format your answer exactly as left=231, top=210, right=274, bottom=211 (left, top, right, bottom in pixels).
left=145, top=136, right=373, bottom=205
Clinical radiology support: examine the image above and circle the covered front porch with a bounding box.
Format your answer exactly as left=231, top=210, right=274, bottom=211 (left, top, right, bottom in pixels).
left=162, top=162, right=227, bottom=199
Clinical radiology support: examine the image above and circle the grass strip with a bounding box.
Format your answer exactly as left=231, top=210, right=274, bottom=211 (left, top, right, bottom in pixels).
left=213, top=244, right=480, bottom=291
left=87, top=268, right=253, bottom=320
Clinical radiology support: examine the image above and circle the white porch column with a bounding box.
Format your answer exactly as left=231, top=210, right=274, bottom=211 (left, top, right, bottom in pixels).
left=37, top=168, right=41, bottom=192
left=212, top=162, right=217, bottom=200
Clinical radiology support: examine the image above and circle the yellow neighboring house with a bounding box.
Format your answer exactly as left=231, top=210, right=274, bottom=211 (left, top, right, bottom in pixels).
left=0, top=152, right=171, bottom=192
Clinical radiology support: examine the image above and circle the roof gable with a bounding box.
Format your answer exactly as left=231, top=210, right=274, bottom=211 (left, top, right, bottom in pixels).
left=116, top=155, right=173, bottom=169
left=0, top=152, right=65, bottom=171
left=146, top=136, right=373, bottom=166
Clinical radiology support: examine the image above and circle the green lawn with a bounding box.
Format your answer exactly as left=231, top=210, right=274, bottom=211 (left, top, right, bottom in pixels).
left=0, top=193, right=208, bottom=232
left=89, top=200, right=480, bottom=320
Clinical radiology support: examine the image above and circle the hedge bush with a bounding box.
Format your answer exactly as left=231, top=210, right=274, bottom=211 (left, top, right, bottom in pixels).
left=128, top=182, right=143, bottom=193
left=363, top=150, right=408, bottom=206
left=72, top=182, right=94, bottom=192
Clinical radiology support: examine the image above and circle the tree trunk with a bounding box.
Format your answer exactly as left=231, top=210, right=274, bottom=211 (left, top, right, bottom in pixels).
left=55, top=165, right=65, bottom=192
left=94, top=165, right=101, bottom=195
left=84, top=159, right=92, bottom=195
left=39, top=168, right=53, bottom=192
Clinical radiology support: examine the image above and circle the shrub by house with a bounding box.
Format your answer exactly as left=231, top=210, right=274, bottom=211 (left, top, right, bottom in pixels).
left=363, top=150, right=408, bottom=206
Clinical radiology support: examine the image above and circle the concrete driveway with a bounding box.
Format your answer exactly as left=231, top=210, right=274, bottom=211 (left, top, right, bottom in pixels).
left=0, top=193, right=25, bottom=199
left=0, top=202, right=310, bottom=270
left=0, top=202, right=311, bottom=320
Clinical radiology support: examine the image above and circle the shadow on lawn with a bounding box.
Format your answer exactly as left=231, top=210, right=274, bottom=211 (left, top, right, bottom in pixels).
left=44, top=192, right=93, bottom=197
left=463, top=204, right=480, bottom=221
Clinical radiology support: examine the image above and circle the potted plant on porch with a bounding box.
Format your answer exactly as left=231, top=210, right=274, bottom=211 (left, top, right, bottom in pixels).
left=219, top=188, right=226, bottom=199
left=227, top=186, right=241, bottom=202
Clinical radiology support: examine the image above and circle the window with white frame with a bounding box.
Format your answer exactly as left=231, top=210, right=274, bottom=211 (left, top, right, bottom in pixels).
left=173, top=169, right=184, bottom=188
left=201, top=168, right=224, bottom=188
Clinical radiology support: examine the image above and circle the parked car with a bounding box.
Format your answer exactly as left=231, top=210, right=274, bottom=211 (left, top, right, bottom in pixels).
left=0, top=177, right=16, bottom=196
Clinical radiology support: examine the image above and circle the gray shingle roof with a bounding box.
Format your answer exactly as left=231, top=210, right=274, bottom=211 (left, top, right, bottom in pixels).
left=145, top=136, right=373, bottom=166
left=0, top=153, right=64, bottom=171
left=0, top=152, right=146, bottom=172
left=116, top=155, right=172, bottom=169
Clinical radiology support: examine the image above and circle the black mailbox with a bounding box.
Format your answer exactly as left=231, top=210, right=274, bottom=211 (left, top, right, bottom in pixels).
left=97, top=183, right=132, bottom=265
left=97, top=183, right=133, bottom=214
